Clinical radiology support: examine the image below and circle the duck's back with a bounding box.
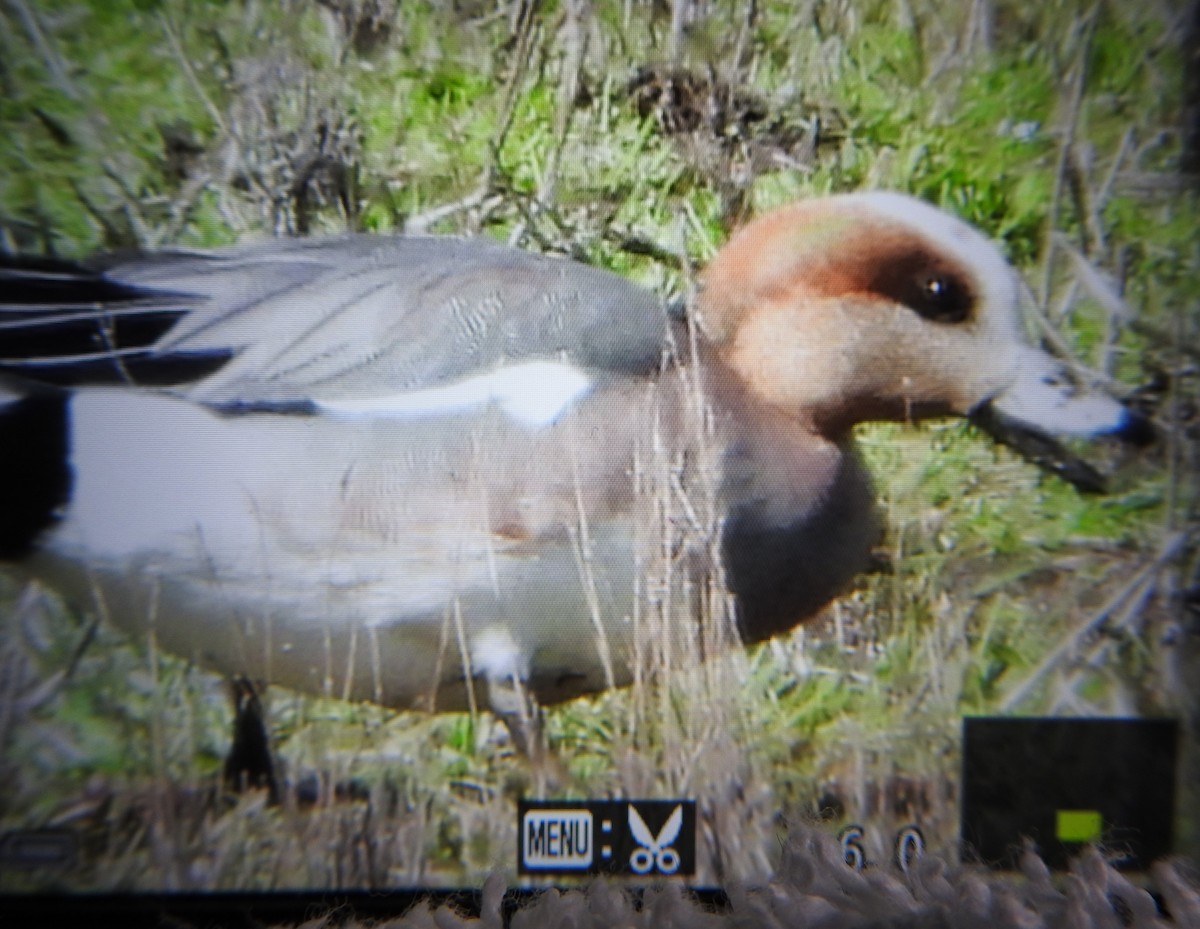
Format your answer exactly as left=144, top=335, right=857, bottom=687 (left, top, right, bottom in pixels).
left=1, top=235, right=672, bottom=398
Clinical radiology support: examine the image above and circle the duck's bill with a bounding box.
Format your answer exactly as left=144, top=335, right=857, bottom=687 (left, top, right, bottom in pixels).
left=970, top=348, right=1154, bottom=494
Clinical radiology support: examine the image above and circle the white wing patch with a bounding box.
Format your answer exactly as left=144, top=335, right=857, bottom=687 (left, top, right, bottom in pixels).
left=315, top=360, right=593, bottom=429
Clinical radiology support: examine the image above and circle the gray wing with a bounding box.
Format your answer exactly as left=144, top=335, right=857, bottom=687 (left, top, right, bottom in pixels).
left=0, top=235, right=672, bottom=405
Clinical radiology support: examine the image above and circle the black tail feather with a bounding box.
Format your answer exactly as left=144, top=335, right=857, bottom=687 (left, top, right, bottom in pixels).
left=0, top=383, right=72, bottom=559
left=0, top=255, right=229, bottom=387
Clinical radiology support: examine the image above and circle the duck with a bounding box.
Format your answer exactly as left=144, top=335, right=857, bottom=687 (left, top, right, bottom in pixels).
left=0, top=192, right=1148, bottom=749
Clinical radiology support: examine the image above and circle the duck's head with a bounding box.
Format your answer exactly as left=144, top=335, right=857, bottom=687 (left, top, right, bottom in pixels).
left=698, top=191, right=1146, bottom=445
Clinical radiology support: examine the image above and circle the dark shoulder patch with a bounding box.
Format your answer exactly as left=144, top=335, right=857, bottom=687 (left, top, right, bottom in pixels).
left=0, top=387, right=73, bottom=559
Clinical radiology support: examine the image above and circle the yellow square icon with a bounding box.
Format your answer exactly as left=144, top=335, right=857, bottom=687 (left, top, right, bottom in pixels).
left=1056, top=809, right=1102, bottom=843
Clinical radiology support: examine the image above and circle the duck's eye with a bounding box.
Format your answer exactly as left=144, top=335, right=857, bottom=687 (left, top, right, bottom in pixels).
left=869, top=249, right=976, bottom=324
left=912, top=271, right=971, bottom=324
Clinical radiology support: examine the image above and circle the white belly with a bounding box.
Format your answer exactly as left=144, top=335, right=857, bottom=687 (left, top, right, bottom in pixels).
left=33, top=387, right=691, bottom=710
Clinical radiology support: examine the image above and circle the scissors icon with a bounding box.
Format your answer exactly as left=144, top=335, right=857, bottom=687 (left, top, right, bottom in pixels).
left=628, top=804, right=683, bottom=875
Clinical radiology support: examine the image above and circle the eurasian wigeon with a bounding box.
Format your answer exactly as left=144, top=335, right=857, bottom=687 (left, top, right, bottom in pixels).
left=0, top=192, right=1147, bottom=744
